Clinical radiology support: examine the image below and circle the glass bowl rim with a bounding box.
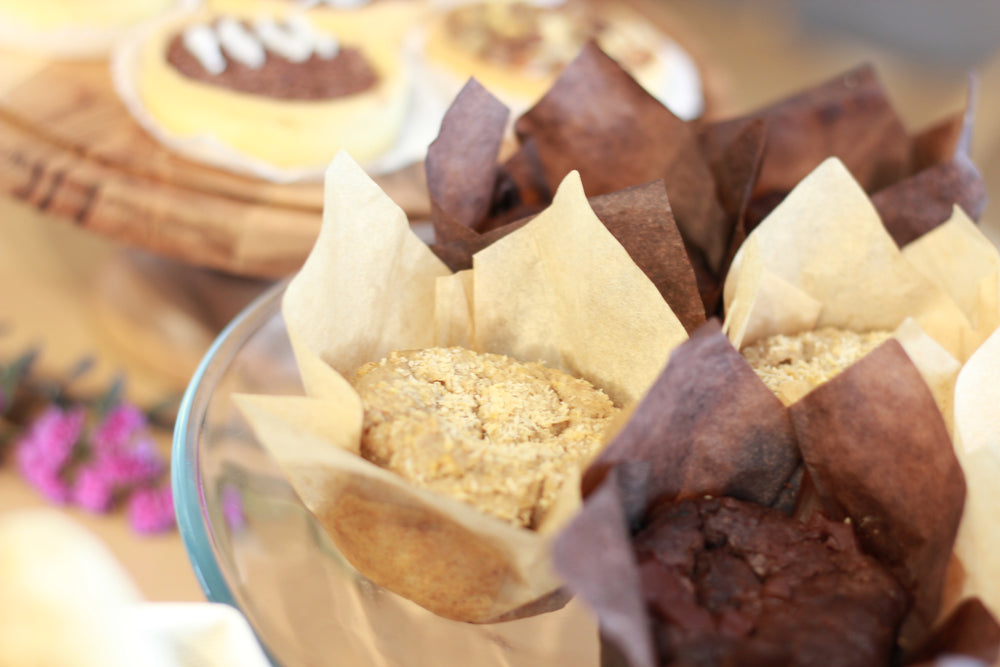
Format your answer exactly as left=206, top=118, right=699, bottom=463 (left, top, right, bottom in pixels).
left=171, top=278, right=288, bottom=611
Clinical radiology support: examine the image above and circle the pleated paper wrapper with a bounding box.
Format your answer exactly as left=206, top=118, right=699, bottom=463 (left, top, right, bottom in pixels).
left=235, top=151, right=689, bottom=624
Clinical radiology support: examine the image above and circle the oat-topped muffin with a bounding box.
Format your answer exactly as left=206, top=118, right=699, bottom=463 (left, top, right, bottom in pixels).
left=352, top=346, right=619, bottom=528
left=741, top=328, right=891, bottom=405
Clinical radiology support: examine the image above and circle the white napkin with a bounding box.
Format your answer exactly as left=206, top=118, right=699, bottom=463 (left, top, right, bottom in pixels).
left=0, top=509, right=271, bottom=667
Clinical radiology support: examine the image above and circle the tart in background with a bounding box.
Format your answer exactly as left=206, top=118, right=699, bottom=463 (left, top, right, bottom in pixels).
left=111, top=7, right=414, bottom=181
left=419, top=0, right=704, bottom=120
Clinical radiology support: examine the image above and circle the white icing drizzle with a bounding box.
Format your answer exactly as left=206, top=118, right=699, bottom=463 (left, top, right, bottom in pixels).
left=314, top=34, right=341, bottom=59
left=254, top=17, right=313, bottom=62
left=181, top=15, right=343, bottom=73
left=181, top=24, right=226, bottom=75
left=287, top=13, right=340, bottom=59
left=216, top=17, right=266, bottom=69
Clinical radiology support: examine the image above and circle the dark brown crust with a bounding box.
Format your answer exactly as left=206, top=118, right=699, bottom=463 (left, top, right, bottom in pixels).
left=165, top=24, right=378, bottom=100
left=633, top=496, right=907, bottom=667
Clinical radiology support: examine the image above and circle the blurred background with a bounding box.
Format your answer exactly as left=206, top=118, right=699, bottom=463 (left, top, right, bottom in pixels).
left=668, top=0, right=1000, bottom=245
left=1, top=0, right=1000, bottom=612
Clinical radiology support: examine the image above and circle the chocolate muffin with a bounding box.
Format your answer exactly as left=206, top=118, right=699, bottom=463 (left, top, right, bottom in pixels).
left=634, top=496, right=908, bottom=667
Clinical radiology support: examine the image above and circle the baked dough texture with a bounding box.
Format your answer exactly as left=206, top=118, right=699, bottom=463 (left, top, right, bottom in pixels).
left=741, top=328, right=891, bottom=405
left=353, top=346, right=619, bottom=528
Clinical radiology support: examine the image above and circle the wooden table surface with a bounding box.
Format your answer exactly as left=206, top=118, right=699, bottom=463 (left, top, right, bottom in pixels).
left=2, top=0, right=1000, bottom=605
left=0, top=197, right=206, bottom=602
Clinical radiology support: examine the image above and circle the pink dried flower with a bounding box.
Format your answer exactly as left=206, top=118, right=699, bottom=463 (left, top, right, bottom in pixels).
left=3, top=349, right=176, bottom=536
left=16, top=437, right=47, bottom=477
left=21, top=406, right=85, bottom=471
left=19, top=459, right=72, bottom=504
left=127, top=484, right=175, bottom=534
left=14, top=406, right=82, bottom=504
left=34, top=471, right=72, bottom=504
left=97, top=440, right=165, bottom=488
left=72, top=464, right=115, bottom=513
left=91, top=403, right=147, bottom=454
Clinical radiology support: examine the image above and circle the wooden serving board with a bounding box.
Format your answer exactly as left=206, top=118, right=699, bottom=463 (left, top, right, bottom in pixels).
left=0, top=1, right=720, bottom=279
left=0, top=50, right=429, bottom=279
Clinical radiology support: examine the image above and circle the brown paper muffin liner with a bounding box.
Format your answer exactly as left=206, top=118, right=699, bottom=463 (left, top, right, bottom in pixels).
left=422, top=46, right=985, bottom=318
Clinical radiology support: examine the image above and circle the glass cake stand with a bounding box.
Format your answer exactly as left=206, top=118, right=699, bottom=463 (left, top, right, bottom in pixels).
left=171, top=280, right=600, bottom=667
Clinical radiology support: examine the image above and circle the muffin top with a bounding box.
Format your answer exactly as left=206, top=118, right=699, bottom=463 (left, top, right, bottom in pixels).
left=352, top=346, right=619, bottom=528
left=741, top=328, right=891, bottom=405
